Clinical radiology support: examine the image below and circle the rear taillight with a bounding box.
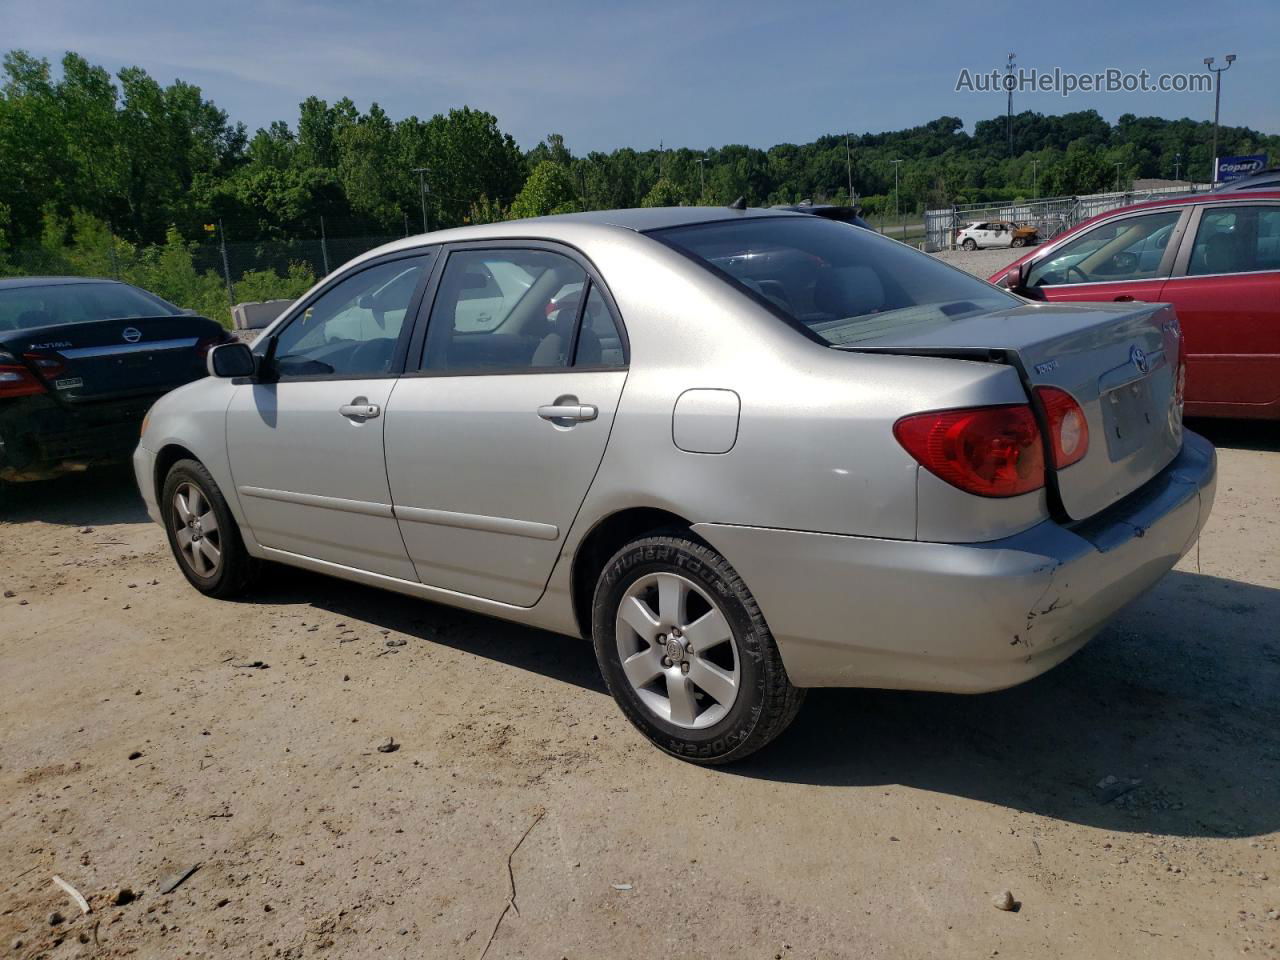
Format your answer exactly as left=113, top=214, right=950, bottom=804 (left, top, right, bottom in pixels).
left=894, top=404, right=1045, bottom=498
left=1174, top=360, right=1186, bottom=409
left=24, top=352, right=67, bottom=380
left=1034, top=386, right=1089, bottom=470
left=0, top=351, right=48, bottom=398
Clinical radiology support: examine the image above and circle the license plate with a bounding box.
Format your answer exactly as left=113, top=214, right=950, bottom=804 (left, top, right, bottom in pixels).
left=1101, top=376, right=1156, bottom=461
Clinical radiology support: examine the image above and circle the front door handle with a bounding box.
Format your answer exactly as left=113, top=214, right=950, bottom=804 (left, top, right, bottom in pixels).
left=340, top=398, right=381, bottom=421
left=538, top=403, right=598, bottom=422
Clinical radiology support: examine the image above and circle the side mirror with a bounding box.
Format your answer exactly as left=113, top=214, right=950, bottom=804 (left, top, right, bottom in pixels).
left=207, top=341, right=256, bottom=378
left=1004, top=262, right=1028, bottom=294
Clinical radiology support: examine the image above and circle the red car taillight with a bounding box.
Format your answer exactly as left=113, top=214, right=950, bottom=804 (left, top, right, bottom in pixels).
left=1034, top=386, right=1089, bottom=470
left=894, top=404, right=1045, bottom=498
left=0, top=351, right=48, bottom=398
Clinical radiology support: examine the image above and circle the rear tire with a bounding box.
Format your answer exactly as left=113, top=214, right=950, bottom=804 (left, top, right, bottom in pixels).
left=591, top=534, right=804, bottom=764
left=161, top=459, right=256, bottom=598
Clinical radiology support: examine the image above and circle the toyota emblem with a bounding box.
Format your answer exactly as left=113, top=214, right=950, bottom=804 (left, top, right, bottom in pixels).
left=122, top=326, right=142, bottom=344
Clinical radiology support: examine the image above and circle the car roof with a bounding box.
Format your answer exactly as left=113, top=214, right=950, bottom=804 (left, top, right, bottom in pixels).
left=506, top=205, right=801, bottom=232
left=1070, top=189, right=1280, bottom=231
left=1211, top=168, right=1280, bottom=192
left=0, top=276, right=126, bottom=290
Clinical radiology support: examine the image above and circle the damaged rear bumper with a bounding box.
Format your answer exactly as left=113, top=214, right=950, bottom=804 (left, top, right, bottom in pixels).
left=693, top=430, right=1217, bottom=691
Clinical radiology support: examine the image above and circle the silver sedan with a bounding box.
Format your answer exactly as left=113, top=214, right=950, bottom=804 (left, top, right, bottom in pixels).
left=134, top=207, right=1216, bottom=763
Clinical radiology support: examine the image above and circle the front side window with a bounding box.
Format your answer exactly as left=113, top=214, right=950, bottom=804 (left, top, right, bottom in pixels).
left=1188, top=205, right=1280, bottom=275
left=421, top=249, right=588, bottom=372
left=651, top=216, right=1017, bottom=348
left=1027, top=210, right=1181, bottom=287
left=270, top=255, right=430, bottom=378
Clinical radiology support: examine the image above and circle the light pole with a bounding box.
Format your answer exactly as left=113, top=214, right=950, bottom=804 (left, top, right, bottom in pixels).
left=1030, top=158, right=1039, bottom=200
left=1174, top=152, right=1182, bottom=182
left=412, top=166, right=430, bottom=233
left=845, top=133, right=854, bottom=205
left=695, top=156, right=708, bottom=203
left=1005, top=52, right=1016, bottom=156
left=890, top=159, right=904, bottom=238
left=1114, top=162, right=1124, bottom=193
left=1203, top=54, right=1236, bottom=182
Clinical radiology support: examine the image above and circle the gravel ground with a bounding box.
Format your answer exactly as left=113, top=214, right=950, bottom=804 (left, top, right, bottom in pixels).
left=931, top=245, right=1027, bottom=279
left=2, top=420, right=1277, bottom=959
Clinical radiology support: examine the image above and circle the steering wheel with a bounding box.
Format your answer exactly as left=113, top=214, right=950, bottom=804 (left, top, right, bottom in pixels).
left=1110, top=251, right=1139, bottom=274
left=1067, top=263, right=1090, bottom=284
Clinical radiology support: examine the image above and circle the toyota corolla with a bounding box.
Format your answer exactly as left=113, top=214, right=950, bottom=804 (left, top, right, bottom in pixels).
left=134, top=207, right=1216, bottom=764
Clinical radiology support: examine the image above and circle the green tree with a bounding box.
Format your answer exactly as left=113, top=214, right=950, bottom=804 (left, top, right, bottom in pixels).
left=508, top=161, right=576, bottom=219
left=641, top=177, right=684, bottom=207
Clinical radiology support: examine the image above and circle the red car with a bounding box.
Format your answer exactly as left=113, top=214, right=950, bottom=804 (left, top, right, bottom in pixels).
left=991, top=190, right=1280, bottom=419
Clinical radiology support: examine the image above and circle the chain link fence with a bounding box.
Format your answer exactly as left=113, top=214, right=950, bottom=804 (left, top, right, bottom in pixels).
left=923, top=184, right=1214, bottom=252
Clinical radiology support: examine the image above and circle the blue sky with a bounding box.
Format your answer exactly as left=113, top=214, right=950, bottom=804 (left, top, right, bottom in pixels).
left=3, top=0, right=1277, bottom=151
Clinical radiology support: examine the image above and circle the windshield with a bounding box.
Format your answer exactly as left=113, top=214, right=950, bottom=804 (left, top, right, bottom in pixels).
left=0, top=282, right=179, bottom=332
left=650, top=217, right=1017, bottom=347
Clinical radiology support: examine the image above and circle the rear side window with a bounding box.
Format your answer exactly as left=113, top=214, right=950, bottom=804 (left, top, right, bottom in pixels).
left=420, top=249, right=588, bottom=372
left=651, top=216, right=1015, bottom=347
left=1188, top=206, right=1280, bottom=275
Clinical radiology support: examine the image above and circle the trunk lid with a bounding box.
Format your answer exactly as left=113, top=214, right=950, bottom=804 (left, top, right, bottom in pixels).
left=853, top=300, right=1184, bottom=521
left=3, top=314, right=227, bottom=404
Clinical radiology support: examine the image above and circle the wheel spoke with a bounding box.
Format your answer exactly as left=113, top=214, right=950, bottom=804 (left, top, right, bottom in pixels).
left=189, top=541, right=208, bottom=574
left=618, top=595, right=661, bottom=642
left=688, top=658, right=736, bottom=707
left=665, top=673, right=698, bottom=726
left=656, top=573, right=687, bottom=628
left=174, top=490, right=194, bottom=524
left=198, top=510, right=219, bottom=535
left=197, top=537, right=221, bottom=571
left=175, top=527, right=193, bottom=550
left=188, top=485, right=206, bottom=518
left=682, top=607, right=731, bottom=654
left=621, top=648, right=663, bottom=689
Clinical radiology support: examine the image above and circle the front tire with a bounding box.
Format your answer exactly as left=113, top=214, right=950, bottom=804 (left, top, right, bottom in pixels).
left=161, top=459, right=256, bottom=598
left=591, top=534, right=804, bottom=764
left=962, top=238, right=977, bottom=251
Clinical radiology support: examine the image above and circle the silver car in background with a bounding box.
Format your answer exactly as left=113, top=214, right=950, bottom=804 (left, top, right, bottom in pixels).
left=134, top=207, right=1216, bottom=764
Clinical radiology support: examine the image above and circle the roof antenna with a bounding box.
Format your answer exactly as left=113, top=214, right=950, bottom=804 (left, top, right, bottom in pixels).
left=727, top=196, right=747, bottom=210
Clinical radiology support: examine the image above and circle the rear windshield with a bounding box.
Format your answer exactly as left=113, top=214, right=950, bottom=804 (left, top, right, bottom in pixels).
left=0, top=282, right=179, bottom=332
left=650, top=217, right=1017, bottom=346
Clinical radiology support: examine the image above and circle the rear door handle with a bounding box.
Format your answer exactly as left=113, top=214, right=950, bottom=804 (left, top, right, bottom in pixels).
left=340, top=399, right=381, bottom=420
left=538, top=403, right=597, bottom=422
left=1113, top=295, right=1141, bottom=302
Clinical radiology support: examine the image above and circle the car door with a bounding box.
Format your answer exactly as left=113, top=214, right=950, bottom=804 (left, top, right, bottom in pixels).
left=1159, top=201, right=1280, bottom=413
left=1025, top=208, right=1189, bottom=305
left=383, top=243, right=628, bottom=605
left=225, top=251, right=435, bottom=579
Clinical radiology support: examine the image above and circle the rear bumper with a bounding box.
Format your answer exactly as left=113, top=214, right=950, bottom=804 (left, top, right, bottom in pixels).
left=0, top=394, right=153, bottom=481
left=693, top=429, right=1217, bottom=692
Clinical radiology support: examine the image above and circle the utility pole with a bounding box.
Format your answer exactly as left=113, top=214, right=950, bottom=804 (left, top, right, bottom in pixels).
left=1114, top=162, right=1124, bottom=193
left=412, top=166, right=430, bottom=233
left=1005, top=52, right=1016, bottom=156
left=1030, top=158, right=1039, bottom=201
left=845, top=133, right=854, bottom=205
left=1203, top=54, right=1236, bottom=182
left=1174, top=152, right=1183, bottom=182
left=891, top=159, right=904, bottom=238
left=696, top=156, right=708, bottom=203
left=217, top=219, right=235, bottom=308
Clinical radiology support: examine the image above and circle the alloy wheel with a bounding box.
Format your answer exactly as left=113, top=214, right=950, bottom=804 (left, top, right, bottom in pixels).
left=614, top=572, right=740, bottom=729
left=172, top=481, right=222, bottom=578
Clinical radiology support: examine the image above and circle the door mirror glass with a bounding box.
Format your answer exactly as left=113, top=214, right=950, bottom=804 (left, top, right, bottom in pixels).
left=208, top=341, right=256, bottom=378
